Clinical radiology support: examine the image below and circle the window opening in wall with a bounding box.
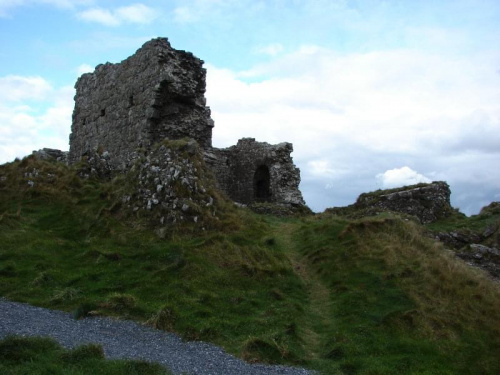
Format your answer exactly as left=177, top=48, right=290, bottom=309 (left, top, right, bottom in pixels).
left=254, top=165, right=271, bottom=200
left=129, top=95, right=134, bottom=107
left=100, top=109, right=106, bottom=117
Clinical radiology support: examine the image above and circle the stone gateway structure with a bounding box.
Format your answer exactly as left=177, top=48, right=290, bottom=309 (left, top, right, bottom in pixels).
left=205, top=138, right=304, bottom=205
left=69, top=38, right=305, bottom=207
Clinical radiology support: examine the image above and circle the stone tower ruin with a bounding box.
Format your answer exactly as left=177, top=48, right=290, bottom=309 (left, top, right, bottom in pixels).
left=69, top=38, right=305, bottom=207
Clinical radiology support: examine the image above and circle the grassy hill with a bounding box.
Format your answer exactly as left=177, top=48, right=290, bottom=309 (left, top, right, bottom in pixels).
left=1, top=157, right=499, bottom=374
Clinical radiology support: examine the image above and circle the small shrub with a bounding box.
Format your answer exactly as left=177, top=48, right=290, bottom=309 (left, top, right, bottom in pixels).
left=31, top=271, right=52, bottom=286
left=264, top=237, right=276, bottom=246
left=72, top=302, right=97, bottom=319
left=50, top=287, right=81, bottom=303
left=270, top=288, right=284, bottom=300
left=242, top=337, right=289, bottom=364
left=103, top=293, right=137, bottom=311
left=146, top=305, right=177, bottom=331
left=0, top=263, right=16, bottom=277
left=0, top=336, right=58, bottom=363
left=60, top=343, right=104, bottom=363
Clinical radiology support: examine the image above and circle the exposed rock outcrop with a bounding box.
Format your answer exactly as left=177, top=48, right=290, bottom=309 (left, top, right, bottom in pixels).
left=32, top=148, right=68, bottom=164
left=432, top=202, right=500, bottom=279
left=456, top=244, right=500, bottom=279
left=121, top=139, right=220, bottom=231
left=326, top=182, right=453, bottom=224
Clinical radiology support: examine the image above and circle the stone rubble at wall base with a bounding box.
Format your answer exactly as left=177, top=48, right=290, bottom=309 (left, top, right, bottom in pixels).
left=122, top=139, right=219, bottom=229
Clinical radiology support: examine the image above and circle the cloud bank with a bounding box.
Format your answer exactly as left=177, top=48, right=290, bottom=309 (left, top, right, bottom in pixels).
left=77, top=3, right=157, bottom=26
left=206, top=45, right=500, bottom=214
left=377, top=167, right=431, bottom=188
left=0, top=75, right=72, bottom=163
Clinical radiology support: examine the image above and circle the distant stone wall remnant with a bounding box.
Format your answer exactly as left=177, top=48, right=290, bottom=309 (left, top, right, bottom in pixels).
left=326, top=182, right=453, bottom=223
left=355, top=181, right=452, bottom=223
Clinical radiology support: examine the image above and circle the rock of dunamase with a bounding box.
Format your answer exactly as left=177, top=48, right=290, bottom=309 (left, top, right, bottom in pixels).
left=68, top=37, right=305, bottom=207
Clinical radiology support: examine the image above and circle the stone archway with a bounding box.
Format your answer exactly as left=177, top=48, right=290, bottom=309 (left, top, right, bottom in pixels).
left=254, top=165, right=271, bottom=200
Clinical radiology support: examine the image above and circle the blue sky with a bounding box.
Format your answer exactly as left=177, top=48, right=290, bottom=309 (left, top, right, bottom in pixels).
left=1, top=0, right=499, bottom=214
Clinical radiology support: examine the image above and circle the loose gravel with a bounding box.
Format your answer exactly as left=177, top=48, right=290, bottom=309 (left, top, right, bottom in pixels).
left=0, top=299, right=314, bottom=375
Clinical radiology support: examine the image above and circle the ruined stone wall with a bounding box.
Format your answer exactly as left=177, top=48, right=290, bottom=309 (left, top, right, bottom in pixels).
left=68, top=37, right=305, bottom=208
left=69, top=38, right=213, bottom=170
left=354, top=181, right=452, bottom=223
left=327, top=181, right=453, bottom=223
left=206, top=138, right=305, bottom=206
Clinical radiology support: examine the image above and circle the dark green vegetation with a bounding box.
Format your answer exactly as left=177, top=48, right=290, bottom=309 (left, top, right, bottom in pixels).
left=295, top=216, right=500, bottom=374
left=0, top=336, right=170, bottom=374
left=428, top=201, right=500, bottom=233
left=1, top=157, right=499, bottom=374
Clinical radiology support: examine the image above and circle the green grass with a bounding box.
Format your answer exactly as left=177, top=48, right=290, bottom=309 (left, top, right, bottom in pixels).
left=293, top=216, right=500, bottom=374
left=1, top=157, right=500, bottom=374
left=0, top=157, right=309, bottom=365
left=427, top=202, right=500, bottom=233
left=0, top=336, right=170, bottom=374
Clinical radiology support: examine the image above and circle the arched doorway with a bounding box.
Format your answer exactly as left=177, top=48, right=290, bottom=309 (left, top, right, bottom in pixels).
left=254, top=165, right=271, bottom=200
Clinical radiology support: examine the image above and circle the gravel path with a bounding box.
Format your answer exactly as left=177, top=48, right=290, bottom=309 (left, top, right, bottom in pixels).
left=0, top=299, right=313, bottom=375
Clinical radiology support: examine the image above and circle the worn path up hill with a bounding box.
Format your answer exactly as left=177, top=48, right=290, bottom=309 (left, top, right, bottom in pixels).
left=275, top=223, right=333, bottom=362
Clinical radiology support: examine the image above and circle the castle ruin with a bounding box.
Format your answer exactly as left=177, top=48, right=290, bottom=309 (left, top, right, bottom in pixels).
left=69, top=38, right=305, bottom=207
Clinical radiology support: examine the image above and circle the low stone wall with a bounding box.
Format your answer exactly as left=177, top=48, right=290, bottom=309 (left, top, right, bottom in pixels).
left=327, top=182, right=453, bottom=224
left=205, top=138, right=305, bottom=206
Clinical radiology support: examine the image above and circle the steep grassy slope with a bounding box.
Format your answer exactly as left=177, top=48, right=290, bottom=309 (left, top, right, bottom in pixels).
left=294, top=215, right=500, bottom=374
left=0, top=157, right=311, bottom=365
left=427, top=202, right=500, bottom=234
left=1, top=158, right=499, bottom=374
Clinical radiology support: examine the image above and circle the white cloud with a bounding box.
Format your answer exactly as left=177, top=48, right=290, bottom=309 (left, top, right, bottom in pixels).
left=172, top=0, right=240, bottom=24
left=76, top=63, right=94, bottom=76
left=116, top=3, right=156, bottom=24
left=206, top=44, right=500, bottom=213
left=78, top=7, right=119, bottom=26
left=308, top=160, right=335, bottom=177
left=0, top=0, right=25, bottom=17
left=69, top=35, right=154, bottom=54
left=254, top=43, right=284, bottom=56
left=77, top=3, right=157, bottom=26
left=173, top=6, right=194, bottom=23
left=0, top=75, right=72, bottom=163
left=0, top=75, right=52, bottom=102
left=0, top=0, right=92, bottom=17
left=376, top=167, right=431, bottom=188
